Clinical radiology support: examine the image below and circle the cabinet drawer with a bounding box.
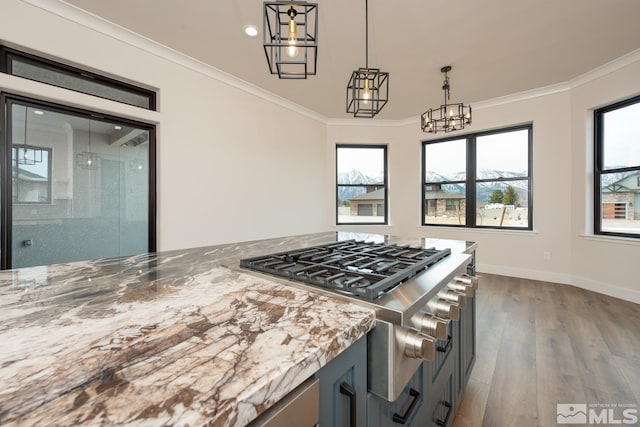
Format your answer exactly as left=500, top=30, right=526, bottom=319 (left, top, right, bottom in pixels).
left=367, top=363, right=424, bottom=427
left=315, top=336, right=367, bottom=427
left=249, top=378, right=319, bottom=427
left=424, top=366, right=454, bottom=427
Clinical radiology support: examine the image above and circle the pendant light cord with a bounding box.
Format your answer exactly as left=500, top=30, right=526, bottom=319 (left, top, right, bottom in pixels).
left=365, top=0, right=369, bottom=70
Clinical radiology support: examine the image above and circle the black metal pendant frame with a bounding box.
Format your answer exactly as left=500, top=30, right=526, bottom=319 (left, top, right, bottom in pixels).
left=263, top=1, right=318, bottom=79
left=421, top=66, right=472, bottom=133
left=346, top=68, right=389, bottom=118
left=345, top=0, right=390, bottom=118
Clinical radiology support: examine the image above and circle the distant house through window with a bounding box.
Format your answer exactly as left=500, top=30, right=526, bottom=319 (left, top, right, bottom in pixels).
left=594, top=95, right=640, bottom=238
left=336, top=145, right=388, bottom=225
left=422, top=125, right=533, bottom=229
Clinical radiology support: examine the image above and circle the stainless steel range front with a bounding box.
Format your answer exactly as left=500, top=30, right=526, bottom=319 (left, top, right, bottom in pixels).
left=240, top=239, right=477, bottom=401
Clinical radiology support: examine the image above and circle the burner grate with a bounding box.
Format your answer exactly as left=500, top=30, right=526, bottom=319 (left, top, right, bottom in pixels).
left=240, top=240, right=451, bottom=300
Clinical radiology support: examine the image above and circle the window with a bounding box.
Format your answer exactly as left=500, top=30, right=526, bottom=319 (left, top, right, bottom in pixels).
left=336, top=145, right=387, bottom=225
left=1, top=46, right=156, bottom=110
left=1, top=95, right=156, bottom=269
left=422, top=125, right=532, bottom=229
left=594, top=95, right=640, bottom=238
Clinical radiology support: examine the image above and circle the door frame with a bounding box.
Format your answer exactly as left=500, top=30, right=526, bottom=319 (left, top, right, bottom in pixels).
left=0, top=93, right=157, bottom=270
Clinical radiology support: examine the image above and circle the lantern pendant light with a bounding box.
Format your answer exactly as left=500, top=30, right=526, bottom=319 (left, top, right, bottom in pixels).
left=346, top=0, right=389, bottom=118
left=421, top=66, right=472, bottom=133
left=263, top=1, right=319, bottom=79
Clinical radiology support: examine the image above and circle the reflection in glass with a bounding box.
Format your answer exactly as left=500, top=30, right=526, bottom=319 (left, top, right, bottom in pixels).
left=11, top=57, right=152, bottom=109
left=10, top=103, right=150, bottom=268
left=12, top=146, right=51, bottom=204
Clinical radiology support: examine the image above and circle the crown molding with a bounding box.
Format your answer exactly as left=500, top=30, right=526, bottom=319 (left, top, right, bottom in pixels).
left=471, top=82, right=570, bottom=110
left=22, top=0, right=328, bottom=124
left=569, top=48, right=640, bottom=89
left=326, top=116, right=419, bottom=127
left=21, top=1, right=640, bottom=127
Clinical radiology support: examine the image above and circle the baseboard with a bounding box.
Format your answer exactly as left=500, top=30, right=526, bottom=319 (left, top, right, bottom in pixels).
left=571, top=275, right=640, bottom=304
left=477, top=263, right=640, bottom=304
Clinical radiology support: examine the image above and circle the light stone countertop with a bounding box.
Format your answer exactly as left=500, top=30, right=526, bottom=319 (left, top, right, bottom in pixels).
left=0, top=231, right=474, bottom=426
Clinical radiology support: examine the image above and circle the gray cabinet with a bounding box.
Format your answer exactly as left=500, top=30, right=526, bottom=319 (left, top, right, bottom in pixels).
left=315, top=336, right=367, bottom=427
left=456, top=295, right=476, bottom=405
left=367, top=364, right=425, bottom=426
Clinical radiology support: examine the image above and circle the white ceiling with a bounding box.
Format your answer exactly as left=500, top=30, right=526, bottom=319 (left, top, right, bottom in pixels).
left=64, top=0, right=640, bottom=120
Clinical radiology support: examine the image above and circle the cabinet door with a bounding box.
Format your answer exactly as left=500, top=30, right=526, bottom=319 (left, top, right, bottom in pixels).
left=456, top=294, right=476, bottom=403
left=315, top=336, right=367, bottom=427
left=423, top=359, right=455, bottom=427
left=367, top=364, right=425, bottom=427
left=430, top=321, right=455, bottom=384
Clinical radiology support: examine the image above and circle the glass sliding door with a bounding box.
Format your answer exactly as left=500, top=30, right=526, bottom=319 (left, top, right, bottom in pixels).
left=1, top=95, right=155, bottom=269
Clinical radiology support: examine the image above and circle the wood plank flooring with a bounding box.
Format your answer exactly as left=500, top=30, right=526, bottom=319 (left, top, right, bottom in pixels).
left=452, top=274, right=640, bottom=427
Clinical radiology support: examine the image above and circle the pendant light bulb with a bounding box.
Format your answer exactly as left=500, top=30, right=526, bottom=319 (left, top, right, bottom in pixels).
left=362, top=76, right=371, bottom=105
left=286, top=7, right=299, bottom=58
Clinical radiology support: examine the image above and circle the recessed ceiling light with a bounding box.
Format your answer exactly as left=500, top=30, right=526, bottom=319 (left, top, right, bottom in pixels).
left=33, top=110, right=44, bottom=115
left=114, top=125, right=122, bottom=130
left=243, top=25, right=259, bottom=37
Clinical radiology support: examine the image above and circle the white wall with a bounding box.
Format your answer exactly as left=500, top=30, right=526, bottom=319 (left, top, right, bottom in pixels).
left=569, top=57, right=640, bottom=301
left=327, top=58, right=640, bottom=303
left=2, top=1, right=638, bottom=302
left=1, top=0, right=328, bottom=251
left=328, top=90, right=573, bottom=280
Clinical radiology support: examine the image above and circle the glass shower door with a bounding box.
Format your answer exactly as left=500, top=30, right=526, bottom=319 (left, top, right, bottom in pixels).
left=6, top=98, right=151, bottom=269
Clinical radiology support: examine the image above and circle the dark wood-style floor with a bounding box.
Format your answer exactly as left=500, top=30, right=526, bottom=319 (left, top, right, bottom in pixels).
left=452, top=274, right=640, bottom=427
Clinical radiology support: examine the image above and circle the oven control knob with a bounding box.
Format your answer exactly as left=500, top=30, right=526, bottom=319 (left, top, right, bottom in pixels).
left=411, top=313, right=449, bottom=341
left=438, top=290, right=467, bottom=309
left=427, top=299, right=460, bottom=321
left=454, top=274, right=479, bottom=289
left=447, top=281, right=475, bottom=297
left=403, top=328, right=436, bottom=361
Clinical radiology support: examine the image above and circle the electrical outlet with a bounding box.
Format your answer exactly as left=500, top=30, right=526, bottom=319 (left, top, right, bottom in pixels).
left=543, top=251, right=551, bottom=261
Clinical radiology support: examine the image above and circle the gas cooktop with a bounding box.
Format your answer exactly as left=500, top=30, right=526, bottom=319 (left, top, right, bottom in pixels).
left=239, top=240, right=451, bottom=301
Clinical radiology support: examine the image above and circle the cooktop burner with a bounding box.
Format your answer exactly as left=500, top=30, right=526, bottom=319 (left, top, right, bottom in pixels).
left=240, top=240, right=451, bottom=300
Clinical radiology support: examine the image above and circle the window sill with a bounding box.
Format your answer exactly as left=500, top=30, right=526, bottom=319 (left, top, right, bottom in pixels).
left=581, top=234, right=640, bottom=246
left=418, top=225, right=538, bottom=237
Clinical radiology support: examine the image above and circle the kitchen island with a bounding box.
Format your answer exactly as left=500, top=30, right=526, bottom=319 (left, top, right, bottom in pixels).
left=0, top=232, right=378, bottom=426
left=0, top=231, right=475, bottom=426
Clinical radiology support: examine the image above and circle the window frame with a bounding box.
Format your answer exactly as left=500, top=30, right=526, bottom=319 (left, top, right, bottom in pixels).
left=0, top=93, right=157, bottom=269
left=421, top=124, right=533, bottom=230
left=336, top=144, right=388, bottom=226
left=0, top=45, right=156, bottom=110
left=594, top=94, right=640, bottom=239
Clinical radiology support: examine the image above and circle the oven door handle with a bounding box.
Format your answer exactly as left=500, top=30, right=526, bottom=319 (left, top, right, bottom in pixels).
left=437, top=335, right=452, bottom=353
left=339, top=381, right=357, bottom=427
left=392, top=388, right=420, bottom=424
